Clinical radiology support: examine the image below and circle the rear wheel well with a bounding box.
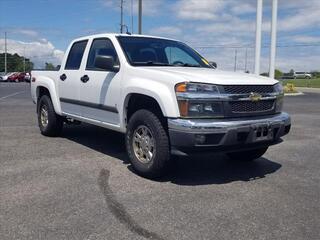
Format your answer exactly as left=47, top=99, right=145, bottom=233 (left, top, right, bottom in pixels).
left=37, top=86, right=51, bottom=100
left=37, top=86, right=51, bottom=112
left=126, top=94, right=167, bottom=128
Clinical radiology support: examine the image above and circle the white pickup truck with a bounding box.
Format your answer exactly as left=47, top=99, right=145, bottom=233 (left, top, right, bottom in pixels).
left=31, top=33, right=291, bottom=178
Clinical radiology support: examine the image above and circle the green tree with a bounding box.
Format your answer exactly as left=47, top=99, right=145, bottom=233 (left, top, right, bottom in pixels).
left=274, top=69, right=283, bottom=79
left=45, top=62, right=56, bottom=70
left=0, top=53, right=33, bottom=72
left=289, top=69, right=295, bottom=75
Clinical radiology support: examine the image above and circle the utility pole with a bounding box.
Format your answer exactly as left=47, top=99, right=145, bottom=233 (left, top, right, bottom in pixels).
left=234, top=49, right=237, bottom=72
left=269, top=0, right=278, bottom=79
left=254, top=0, right=263, bottom=75
left=4, top=32, right=7, bottom=74
left=244, top=48, right=248, bottom=72
left=120, top=0, right=124, bottom=33
left=138, top=0, right=142, bottom=34
left=131, top=0, right=134, bottom=33
left=23, top=46, right=26, bottom=72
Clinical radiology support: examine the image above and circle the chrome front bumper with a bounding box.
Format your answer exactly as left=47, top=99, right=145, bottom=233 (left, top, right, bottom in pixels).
left=168, top=112, right=291, bottom=154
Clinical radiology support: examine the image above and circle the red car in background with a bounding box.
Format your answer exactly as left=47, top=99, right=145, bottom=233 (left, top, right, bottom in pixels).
left=8, top=72, right=26, bottom=82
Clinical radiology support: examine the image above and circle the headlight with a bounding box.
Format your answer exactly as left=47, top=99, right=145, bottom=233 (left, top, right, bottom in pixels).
left=175, top=82, right=219, bottom=94
left=175, top=82, right=223, bottom=118
left=274, top=83, right=284, bottom=94
left=274, top=83, right=284, bottom=112
left=178, top=100, right=223, bottom=118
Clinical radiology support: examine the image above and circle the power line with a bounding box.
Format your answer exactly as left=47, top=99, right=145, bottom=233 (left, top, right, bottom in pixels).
left=193, top=43, right=320, bottom=49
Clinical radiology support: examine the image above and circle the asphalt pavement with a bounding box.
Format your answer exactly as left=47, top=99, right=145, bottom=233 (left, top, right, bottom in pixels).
left=0, top=82, right=319, bottom=240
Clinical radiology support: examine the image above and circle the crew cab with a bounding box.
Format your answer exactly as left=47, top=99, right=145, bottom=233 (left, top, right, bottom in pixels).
left=31, top=33, right=291, bottom=178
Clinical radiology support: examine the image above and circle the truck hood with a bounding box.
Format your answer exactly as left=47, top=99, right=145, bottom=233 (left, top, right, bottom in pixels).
left=142, top=67, right=278, bottom=85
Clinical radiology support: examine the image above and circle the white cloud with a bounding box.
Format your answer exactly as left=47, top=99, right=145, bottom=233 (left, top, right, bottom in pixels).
left=0, top=39, right=64, bottom=68
left=175, top=0, right=226, bottom=20
left=292, top=35, right=320, bottom=44
left=101, top=0, right=163, bottom=16
left=14, top=29, right=39, bottom=38
left=149, top=26, right=182, bottom=38
left=230, top=2, right=256, bottom=15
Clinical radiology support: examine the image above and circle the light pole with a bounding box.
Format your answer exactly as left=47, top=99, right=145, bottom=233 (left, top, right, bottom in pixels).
left=269, top=0, right=278, bottom=79
left=138, top=0, right=142, bottom=34
left=254, top=0, right=263, bottom=75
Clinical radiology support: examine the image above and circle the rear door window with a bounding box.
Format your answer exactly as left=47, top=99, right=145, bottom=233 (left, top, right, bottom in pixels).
left=65, top=40, right=88, bottom=70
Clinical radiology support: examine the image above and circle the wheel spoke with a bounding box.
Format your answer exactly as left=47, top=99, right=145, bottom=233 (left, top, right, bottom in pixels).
left=40, top=105, right=49, bottom=127
left=134, top=132, right=143, bottom=144
left=132, top=125, right=155, bottom=164
left=146, top=151, right=153, bottom=161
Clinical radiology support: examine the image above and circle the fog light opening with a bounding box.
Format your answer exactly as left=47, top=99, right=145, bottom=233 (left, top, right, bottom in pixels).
left=195, top=134, right=206, bottom=144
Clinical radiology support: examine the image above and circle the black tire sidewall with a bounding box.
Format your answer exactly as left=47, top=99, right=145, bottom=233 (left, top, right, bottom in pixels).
left=37, top=95, right=63, bottom=136
left=126, top=109, right=169, bottom=178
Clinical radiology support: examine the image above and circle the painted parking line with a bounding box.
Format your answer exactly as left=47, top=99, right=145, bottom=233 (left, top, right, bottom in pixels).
left=0, top=91, right=26, bottom=100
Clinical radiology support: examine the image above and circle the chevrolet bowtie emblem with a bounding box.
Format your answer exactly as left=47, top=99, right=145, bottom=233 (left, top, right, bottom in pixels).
left=249, top=92, right=262, bottom=102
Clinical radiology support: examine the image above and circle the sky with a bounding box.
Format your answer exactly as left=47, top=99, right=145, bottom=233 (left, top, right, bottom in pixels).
left=0, top=0, right=320, bottom=72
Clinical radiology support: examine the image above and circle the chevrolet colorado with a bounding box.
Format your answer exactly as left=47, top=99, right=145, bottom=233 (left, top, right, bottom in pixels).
left=31, top=33, right=291, bottom=178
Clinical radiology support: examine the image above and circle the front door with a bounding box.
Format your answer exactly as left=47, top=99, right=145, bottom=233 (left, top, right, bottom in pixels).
left=79, top=38, right=121, bottom=125
left=59, top=40, right=88, bottom=116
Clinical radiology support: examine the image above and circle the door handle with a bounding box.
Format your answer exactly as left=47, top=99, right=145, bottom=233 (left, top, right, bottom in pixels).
left=60, top=74, right=67, bottom=81
left=80, top=75, right=89, bottom=83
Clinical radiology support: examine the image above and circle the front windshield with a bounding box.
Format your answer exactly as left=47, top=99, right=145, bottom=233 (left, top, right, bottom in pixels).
left=117, top=36, right=212, bottom=68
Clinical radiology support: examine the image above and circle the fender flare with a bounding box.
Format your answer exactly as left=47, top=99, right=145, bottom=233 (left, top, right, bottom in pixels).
left=35, top=77, right=62, bottom=115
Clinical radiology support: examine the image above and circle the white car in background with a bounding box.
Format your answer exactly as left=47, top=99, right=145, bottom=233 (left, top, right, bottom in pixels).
left=0, top=72, right=13, bottom=82
left=294, top=72, right=312, bottom=79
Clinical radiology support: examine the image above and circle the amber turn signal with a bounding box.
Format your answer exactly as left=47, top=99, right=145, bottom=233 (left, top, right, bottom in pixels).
left=175, top=82, right=187, bottom=92
left=177, top=100, right=188, bottom=117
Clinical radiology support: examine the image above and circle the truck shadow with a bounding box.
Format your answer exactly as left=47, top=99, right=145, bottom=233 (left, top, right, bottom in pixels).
left=62, top=124, right=282, bottom=186
left=162, top=155, right=281, bottom=185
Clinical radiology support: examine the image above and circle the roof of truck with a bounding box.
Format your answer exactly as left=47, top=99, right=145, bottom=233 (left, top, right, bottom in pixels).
left=72, top=33, right=179, bottom=43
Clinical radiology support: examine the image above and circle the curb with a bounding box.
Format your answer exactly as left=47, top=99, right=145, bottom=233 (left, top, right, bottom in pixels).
left=296, top=87, right=320, bottom=93
left=284, top=92, right=304, bottom=96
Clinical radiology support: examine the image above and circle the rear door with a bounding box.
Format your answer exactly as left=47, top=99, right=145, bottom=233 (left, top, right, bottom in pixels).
left=79, top=38, right=121, bottom=125
left=59, top=40, right=88, bottom=116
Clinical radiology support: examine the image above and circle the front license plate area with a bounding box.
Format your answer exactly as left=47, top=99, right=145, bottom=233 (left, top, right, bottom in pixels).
left=253, top=124, right=273, bottom=142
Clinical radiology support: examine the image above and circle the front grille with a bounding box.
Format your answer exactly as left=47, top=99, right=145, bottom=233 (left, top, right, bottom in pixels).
left=223, top=85, right=274, bottom=94
left=230, top=100, right=275, bottom=113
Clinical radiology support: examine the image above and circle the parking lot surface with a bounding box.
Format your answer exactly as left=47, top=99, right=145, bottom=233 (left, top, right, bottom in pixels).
left=1, top=83, right=319, bottom=240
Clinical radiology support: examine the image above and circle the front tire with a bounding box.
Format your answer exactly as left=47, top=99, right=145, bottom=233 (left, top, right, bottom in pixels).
left=126, top=109, right=170, bottom=178
left=37, top=95, right=63, bottom=137
left=227, top=147, right=268, bottom=162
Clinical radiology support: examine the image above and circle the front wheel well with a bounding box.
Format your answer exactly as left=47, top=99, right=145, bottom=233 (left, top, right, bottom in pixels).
left=125, top=94, right=167, bottom=127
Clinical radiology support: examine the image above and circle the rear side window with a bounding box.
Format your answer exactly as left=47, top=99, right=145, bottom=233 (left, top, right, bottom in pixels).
left=86, top=38, right=118, bottom=70
left=65, top=40, right=88, bottom=70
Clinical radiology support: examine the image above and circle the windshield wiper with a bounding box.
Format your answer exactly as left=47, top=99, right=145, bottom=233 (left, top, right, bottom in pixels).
left=182, top=63, right=201, bottom=67
left=133, top=61, right=173, bottom=66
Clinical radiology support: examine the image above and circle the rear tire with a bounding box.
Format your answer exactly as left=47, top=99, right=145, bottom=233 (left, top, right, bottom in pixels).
left=227, top=147, right=268, bottom=162
left=37, top=95, right=63, bottom=137
left=126, top=109, right=170, bottom=179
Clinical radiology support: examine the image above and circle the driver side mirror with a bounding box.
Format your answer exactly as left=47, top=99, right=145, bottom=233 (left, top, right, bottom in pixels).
left=209, top=61, right=217, bottom=68
left=94, top=55, right=120, bottom=72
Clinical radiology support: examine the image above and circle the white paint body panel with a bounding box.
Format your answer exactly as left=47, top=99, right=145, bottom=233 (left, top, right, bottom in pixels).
left=31, top=33, right=279, bottom=133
